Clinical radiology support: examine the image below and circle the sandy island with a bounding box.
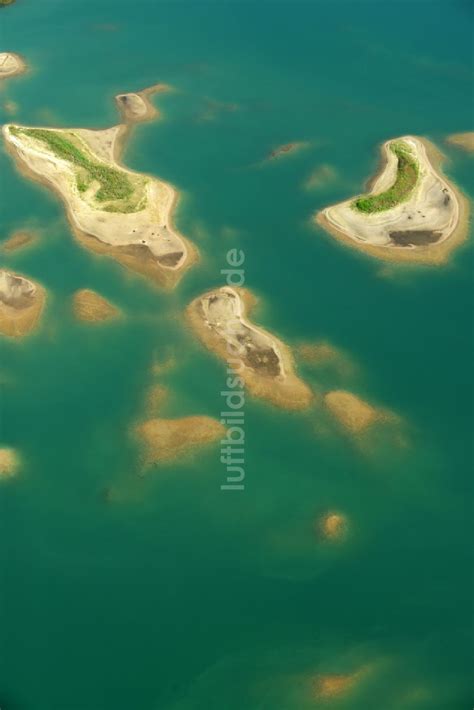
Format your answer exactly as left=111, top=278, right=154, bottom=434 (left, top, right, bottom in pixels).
left=0, top=447, right=19, bottom=479
left=317, top=136, right=469, bottom=264
left=3, top=123, right=197, bottom=288
left=72, top=288, right=120, bottom=323
left=446, top=131, right=474, bottom=153
left=115, top=83, right=170, bottom=124
left=0, top=52, right=25, bottom=81
left=1, top=229, right=36, bottom=252
left=0, top=269, right=45, bottom=337
left=134, top=416, right=225, bottom=467
left=187, top=286, right=313, bottom=410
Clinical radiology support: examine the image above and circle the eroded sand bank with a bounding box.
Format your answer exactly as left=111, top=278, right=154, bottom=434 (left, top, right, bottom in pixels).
left=0, top=269, right=45, bottom=337
left=446, top=131, right=474, bottom=153
left=187, top=286, right=313, bottom=410
left=115, top=83, right=170, bottom=124
left=0, top=52, right=26, bottom=81
left=134, top=416, right=225, bottom=467
left=72, top=289, right=120, bottom=323
left=3, top=123, right=197, bottom=288
left=317, top=136, right=469, bottom=264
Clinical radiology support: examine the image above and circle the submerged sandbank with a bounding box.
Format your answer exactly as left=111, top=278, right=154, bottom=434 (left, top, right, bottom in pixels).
left=3, top=123, right=198, bottom=288
left=134, top=415, right=225, bottom=467
left=324, top=390, right=387, bottom=434
left=0, top=269, right=45, bottom=337
left=0, top=52, right=25, bottom=81
left=186, top=286, right=313, bottom=410
left=317, top=136, right=469, bottom=264
left=1, top=229, right=36, bottom=252
left=72, top=289, right=120, bottom=323
left=115, top=83, right=171, bottom=124
left=446, top=131, right=474, bottom=153
left=0, top=447, right=19, bottom=479
left=317, top=511, right=348, bottom=541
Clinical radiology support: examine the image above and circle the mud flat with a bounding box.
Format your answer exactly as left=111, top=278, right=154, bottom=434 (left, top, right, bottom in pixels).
left=446, top=131, right=474, bottom=153
left=0, top=52, right=25, bottom=81
left=1, top=229, right=36, bottom=252
left=0, top=269, right=45, bottom=337
left=134, top=416, right=225, bottom=467
left=0, top=447, right=19, bottom=479
left=187, top=286, right=312, bottom=410
left=3, top=123, right=197, bottom=288
left=72, top=289, right=119, bottom=323
left=115, top=83, right=170, bottom=124
left=324, top=390, right=387, bottom=434
left=317, top=136, right=469, bottom=265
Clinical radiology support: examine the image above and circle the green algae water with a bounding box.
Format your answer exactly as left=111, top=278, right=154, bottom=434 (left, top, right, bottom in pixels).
left=0, top=1, right=473, bottom=708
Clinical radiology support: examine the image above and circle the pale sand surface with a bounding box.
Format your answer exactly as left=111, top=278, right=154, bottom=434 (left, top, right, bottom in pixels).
left=0, top=447, right=19, bottom=479
left=324, top=390, right=386, bottom=434
left=1, top=229, right=36, bottom=252
left=115, top=83, right=171, bottom=124
left=0, top=269, right=45, bottom=337
left=446, top=131, right=474, bottom=153
left=0, top=52, right=26, bottom=81
left=187, top=286, right=313, bottom=410
left=317, top=136, right=469, bottom=264
left=3, top=124, right=198, bottom=288
left=134, top=416, right=225, bottom=467
left=72, top=289, right=120, bottom=323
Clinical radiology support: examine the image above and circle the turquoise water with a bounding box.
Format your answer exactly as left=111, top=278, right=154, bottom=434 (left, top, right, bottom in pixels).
left=0, top=1, right=473, bottom=708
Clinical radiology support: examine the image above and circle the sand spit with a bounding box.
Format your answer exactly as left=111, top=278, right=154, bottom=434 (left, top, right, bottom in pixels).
left=1, top=229, right=36, bottom=252
left=0, top=52, right=25, bottom=81
left=317, top=511, right=348, bottom=541
left=446, top=131, right=474, bottom=153
left=134, top=416, right=225, bottom=467
left=317, top=136, right=469, bottom=264
left=0, top=269, right=45, bottom=337
left=72, top=289, right=119, bottom=323
left=324, top=390, right=387, bottom=434
left=187, top=286, right=313, bottom=410
left=0, top=447, right=19, bottom=479
left=115, top=83, right=170, bottom=124
left=3, top=123, right=198, bottom=288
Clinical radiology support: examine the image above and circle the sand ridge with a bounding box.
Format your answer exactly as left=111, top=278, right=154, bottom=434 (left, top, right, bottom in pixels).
left=1, top=229, right=36, bottom=252
left=187, top=286, right=313, bottom=410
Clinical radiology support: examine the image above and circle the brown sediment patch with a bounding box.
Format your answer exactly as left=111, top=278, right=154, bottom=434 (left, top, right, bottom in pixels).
left=186, top=286, right=313, bottom=410
left=0, top=269, right=45, bottom=337
left=266, top=141, right=309, bottom=162
left=324, top=390, right=387, bottom=434
left=144, top=383, right=169, bottom=413
left=134, top=416, right=225, bottom=467
left=1, top=229, right=36, bottom=252
left=296, top=340, right=356, bottom=379
left=316, top=136, right=470, bottom=265
left=317, top=511, right=348, bottom=541
left=0, top=52, right=26, bottom=81
left=446, top=131, right=474, bottom=153
left=72, top=289, right=120, bottom=323
left=312, top=663, right=373, bottom=700
left=151, top=352, right=177, bottom=375
left=115, top=83, right=172, bottom=124
left=389, top=229, right=441, bottom=246
left=0, top=447, right=19, bottom=479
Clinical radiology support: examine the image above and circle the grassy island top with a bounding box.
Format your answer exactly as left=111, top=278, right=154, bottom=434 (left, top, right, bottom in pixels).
left=352, top=141, right=419, bottom=214
left=9, top=126, right=146, bottom=213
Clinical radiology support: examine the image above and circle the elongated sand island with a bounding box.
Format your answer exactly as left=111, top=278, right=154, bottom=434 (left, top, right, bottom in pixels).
left=0, top=52, right=25, bottom=80
left=317, top=136, right=469, bottom=264
left=3, top=124, right=197, bottom=288
left=187, top=286, right=313, bottom=409
left=0, top=269, right=45, bottom=337
left=115, top=83, right=170, bottom=124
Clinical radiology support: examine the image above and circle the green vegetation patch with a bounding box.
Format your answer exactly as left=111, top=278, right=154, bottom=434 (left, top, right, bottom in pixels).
left=352, top=141, right=419, bottom=214
left=0, top=0, right=16, bottom=7
left=10, top=126, right=140, bottom=210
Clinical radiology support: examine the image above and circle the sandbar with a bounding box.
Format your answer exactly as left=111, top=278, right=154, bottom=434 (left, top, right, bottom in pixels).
left=115, top=83, right=170, bottom=124
left=134, top=415, right=225, bottom=467
left=317, top=136, right=469, bottom=264
left=72, top=288, right=119, bottom=323
left=446, top=131, right=474, bottom=153
left=187, top=286, right=313, bottom=410
left=0, top=269, right=45, bottom=337
left=0, top=447, right=18, bottom=478
left=3, top=123, right=198, bottom=288
left=324, top=390, right=386, bottom=434
left=1, top=229, right=36, bottom=252
left=0, top=52, right=25, bottom=81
